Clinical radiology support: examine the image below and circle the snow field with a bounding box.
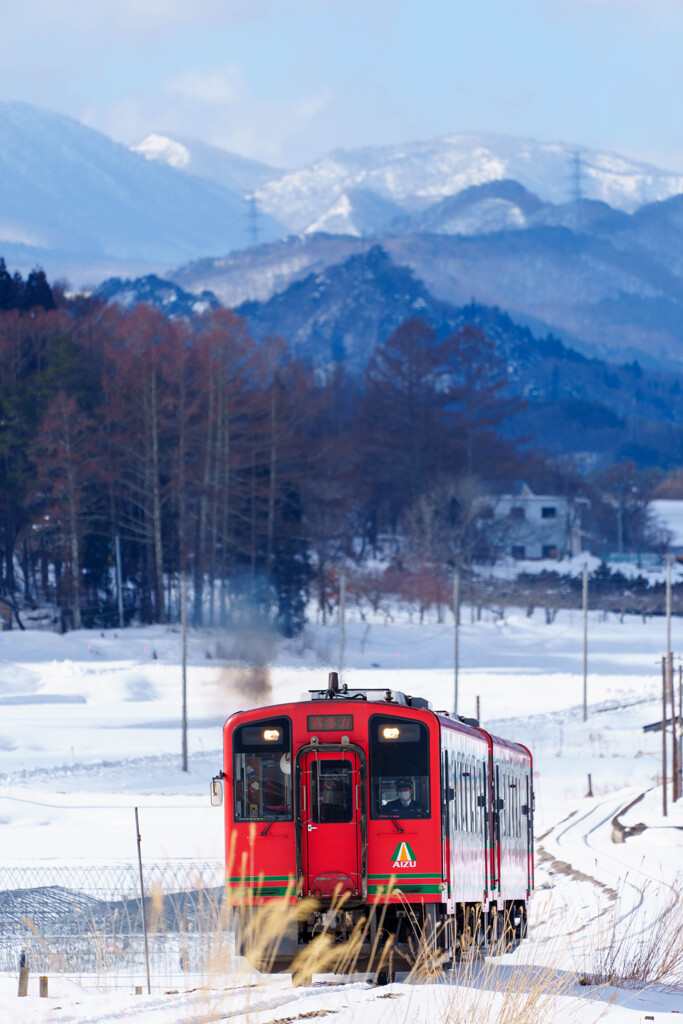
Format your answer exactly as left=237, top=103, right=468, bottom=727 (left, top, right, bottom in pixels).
left=0, top=605, right=681, bottom=1022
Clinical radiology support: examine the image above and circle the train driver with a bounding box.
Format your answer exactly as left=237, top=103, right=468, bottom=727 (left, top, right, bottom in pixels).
left=383, top=778, right=421, bottom=816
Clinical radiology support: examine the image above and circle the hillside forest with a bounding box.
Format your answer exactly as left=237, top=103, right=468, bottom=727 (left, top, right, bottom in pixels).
left=0, top=261, right=677, bottom=635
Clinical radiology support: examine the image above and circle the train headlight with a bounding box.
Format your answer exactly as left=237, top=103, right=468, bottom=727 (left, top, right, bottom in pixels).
left=382, top=727, right=400, bottom=739
left=263, top=729, right=280, bottom=741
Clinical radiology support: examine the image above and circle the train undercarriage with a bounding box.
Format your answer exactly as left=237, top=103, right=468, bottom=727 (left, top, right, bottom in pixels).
left=233, top=897, right=529, bottom=985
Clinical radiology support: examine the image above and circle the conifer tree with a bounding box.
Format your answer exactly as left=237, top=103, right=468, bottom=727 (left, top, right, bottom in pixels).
left=0, top=259, right=18, bottom=311
left=23, top=268, right=55, bottom=311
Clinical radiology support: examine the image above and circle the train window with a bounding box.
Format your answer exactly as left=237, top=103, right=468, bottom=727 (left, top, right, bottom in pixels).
left=232, top=717, right=293, bottom=822
left=310, top=760, right=354, bottom=823
left=458, top=765, right=464, bottom=832
left=468, top=769, right=475, bottom=832
left=369, top=715, right=430, bottom=818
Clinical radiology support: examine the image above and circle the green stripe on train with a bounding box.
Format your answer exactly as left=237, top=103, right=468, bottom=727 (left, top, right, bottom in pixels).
left=368, top=873, right=442, bottom=880
left=368, top=884, right=443, bottom=895
left=227, top=885, right=291, bottom=896
left=227, top=875, right=293, bottom=882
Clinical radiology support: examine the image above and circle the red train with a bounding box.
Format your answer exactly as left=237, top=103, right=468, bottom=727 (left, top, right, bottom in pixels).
left=211, top=673, right=534, bottom=981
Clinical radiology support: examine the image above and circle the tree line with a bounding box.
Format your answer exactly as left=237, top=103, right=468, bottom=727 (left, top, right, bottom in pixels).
left=0, top=265, right=657, bottom=634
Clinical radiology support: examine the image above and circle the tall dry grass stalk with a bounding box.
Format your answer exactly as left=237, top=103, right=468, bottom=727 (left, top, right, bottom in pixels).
left=434, top=908, right=576, bottom=1024
left=580, top=875, right=683, bottom=988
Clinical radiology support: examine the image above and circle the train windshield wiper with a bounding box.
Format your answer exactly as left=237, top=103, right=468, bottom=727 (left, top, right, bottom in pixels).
left=388, top=815, right=404, bottom=833
left=261, top=807, right=286, bottom=836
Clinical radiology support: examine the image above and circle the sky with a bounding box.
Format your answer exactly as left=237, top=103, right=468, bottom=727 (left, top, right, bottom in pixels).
left=0, top=0, right=682, bottom=170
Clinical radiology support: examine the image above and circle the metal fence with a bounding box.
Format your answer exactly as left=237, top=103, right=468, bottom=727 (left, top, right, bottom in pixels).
left=0, top=863, right=227, bottom=988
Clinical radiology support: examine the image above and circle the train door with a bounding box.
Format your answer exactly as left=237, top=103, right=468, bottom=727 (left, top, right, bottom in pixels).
left=299, top=750, right=363, bottom=899
left=494, top=764, right=502, bottom=900
left=525, top=772, right=534, bottom=895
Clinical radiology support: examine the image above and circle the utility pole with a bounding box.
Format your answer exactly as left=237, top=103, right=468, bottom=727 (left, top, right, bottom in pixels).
left=666, top=554, right=672, bottom=676
left=670, top=653, right=679, bottom=802
left=662, top=657, right=668, bottom=818
left=453, top=566, right=460, bottom=717
left=679, top=665, right=683, bottom=803
left=134, top=807, right=152, bottom=994
left=582, top=562, right=588, bottom=722
left=181, top=572, right=188, bottom=772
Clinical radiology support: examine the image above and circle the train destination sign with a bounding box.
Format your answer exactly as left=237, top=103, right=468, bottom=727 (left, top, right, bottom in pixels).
left=307, top=714, right=354, bottom=732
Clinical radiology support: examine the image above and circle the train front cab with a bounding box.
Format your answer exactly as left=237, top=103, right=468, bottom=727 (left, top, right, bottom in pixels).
left=221, top=698, right=445, bottom=974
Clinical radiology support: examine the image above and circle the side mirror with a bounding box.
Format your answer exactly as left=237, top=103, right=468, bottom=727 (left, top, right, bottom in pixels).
left=210, top=778, right=224, bottom=806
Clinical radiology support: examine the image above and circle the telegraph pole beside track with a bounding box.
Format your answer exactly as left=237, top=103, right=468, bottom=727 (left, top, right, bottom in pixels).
left=662, top=657, right=668, bottom=818
left=582, top=563, right=588, bottom=721
left=181, top=573, right=188, bottom=773
left=667, top=555, right=672, bottom=682
left=135, top=808, right=152, bottom=995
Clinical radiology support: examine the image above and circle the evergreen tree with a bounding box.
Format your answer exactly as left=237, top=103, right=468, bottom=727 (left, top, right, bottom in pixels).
left=23, top=268, right=55, bottom=311
left=11, top=272, right=24, bottom=310
left=0, top=259, right=18, bottom=311
left=270, top=487, right=313, bottom=637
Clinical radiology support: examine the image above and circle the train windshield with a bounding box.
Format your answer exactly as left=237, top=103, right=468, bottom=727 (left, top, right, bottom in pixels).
left=233, top=716, right=293, bottom=822
left=369, top=715, right=430, bottom=818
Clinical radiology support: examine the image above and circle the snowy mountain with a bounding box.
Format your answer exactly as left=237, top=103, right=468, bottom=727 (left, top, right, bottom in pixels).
left=234, top=243, right=683, bottom=411
left=96, top=274, right=220, bottom=318
left=171, top=187, right=683, bottom=366
left=0, top=102, right=286, bottom=276
left=4, top=101, right=683, bottom=306
left=172, top=235, right=368, bottom=309
left=131, top=133, right=282, bottom=196
left=392, top=179, right=547, bottom=236
left=304, top=188, right=404, bottom=237
left=254, top=133, right=683, bottom=234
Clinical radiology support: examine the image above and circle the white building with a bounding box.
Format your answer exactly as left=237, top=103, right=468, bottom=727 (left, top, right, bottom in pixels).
left=484, top=483, right=584, bottom=560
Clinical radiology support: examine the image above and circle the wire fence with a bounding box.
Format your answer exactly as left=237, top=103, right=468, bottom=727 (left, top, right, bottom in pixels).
left=0, top=862, right=228, bottom=989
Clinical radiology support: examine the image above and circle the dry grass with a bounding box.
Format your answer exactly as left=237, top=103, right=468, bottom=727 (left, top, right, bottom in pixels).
left=10, top=859, right=683, bottom=1024
left=579, top=876, right=683, bottom=988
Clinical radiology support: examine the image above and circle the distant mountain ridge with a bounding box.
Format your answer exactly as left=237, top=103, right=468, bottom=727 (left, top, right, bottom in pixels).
left=171, top=179, right=683, bottom=366
left=3, top=101, right=683, bottom=369
left=98, top=245, right=683, bottom=468
left=96, top=274, right=219, bottom=318
left=127, top=127, right=683, bottom=237
left=252, top=132, right=683, bottom=235
left=131, top=133, right=282, bottom=195
left=0, top=102, right=286, bottom=276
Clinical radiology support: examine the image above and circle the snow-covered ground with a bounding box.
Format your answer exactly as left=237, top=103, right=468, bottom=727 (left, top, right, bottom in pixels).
left=1, top=604, right=682, bottom=1022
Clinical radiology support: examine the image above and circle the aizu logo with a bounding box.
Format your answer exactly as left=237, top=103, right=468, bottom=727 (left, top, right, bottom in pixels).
left=391, top=841, right=417, bottom=868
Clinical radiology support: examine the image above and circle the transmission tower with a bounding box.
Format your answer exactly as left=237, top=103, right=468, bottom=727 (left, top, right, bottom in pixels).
left=569, top=149, right=584, bottom=232
left=246, top=193, right=261, bottom=248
